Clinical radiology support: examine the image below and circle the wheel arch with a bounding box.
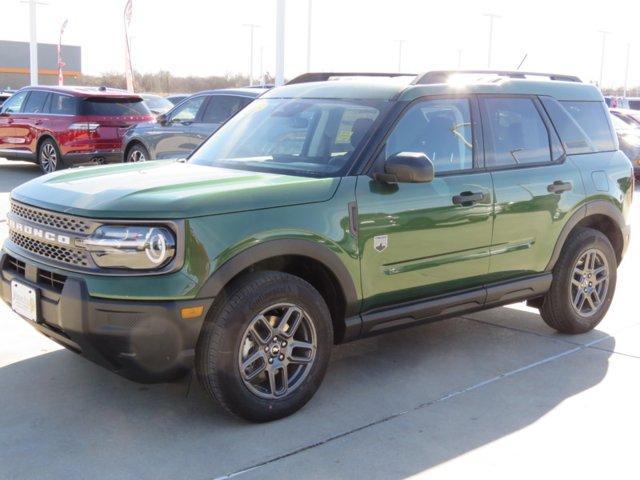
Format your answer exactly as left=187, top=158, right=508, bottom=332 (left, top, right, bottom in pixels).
left=123, top=137, right=152, bottom=161
left=546, top=200, right=627, bottom=270
left=197, top=239, right=361, bottom=344
left=36, top=133, right=58, bottom=155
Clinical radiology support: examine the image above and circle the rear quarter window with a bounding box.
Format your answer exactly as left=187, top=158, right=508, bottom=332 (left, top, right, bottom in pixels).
left=558, top=101, right=615, bottom=152
left=540, top=97, right=595, bottom=155
left=80, top=98, right=150, bottom=116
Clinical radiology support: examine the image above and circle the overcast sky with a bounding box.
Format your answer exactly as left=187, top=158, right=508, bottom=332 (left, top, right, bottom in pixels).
left=2, top=0, right=640, bottom=87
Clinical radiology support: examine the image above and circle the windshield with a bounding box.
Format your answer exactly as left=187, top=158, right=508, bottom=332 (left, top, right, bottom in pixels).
left=142, top=95, right=173, bottom=110
left=80, top=98, right=150, bottom=116
left=189, top=98, right=385, bottom=177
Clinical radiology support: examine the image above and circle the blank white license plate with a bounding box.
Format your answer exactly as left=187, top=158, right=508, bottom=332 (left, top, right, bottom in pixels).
left=11, top=280, right=38, bottom=322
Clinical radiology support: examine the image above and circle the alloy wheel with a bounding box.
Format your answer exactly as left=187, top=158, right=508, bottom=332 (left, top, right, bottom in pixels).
left=40, top=143, right=58, bottom=173
left=238, top=303, right=317, bottom=399
left=570, top=248, right=609, bottom=317
left=128, top=148, right=146, bottom=162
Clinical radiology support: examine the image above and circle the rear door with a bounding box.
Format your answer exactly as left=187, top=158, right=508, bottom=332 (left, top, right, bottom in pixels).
left=153, top=95, right=207, bottom=159
left=480, top=95, right=585, bottom=281
left=357, top=96, right=494, bottom=311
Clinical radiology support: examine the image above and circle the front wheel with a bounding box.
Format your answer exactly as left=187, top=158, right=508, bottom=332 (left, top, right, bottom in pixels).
left=196, top=271, right=333, bottom=422
left=540, top=227, right=617, bottom=334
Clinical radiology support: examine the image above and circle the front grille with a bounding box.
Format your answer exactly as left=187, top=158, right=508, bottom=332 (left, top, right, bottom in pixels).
left=38, top=269, right=67, bottom=292
left=10, top=201, right=92, bottom=234
left=9, top=231, right=89, bottom=267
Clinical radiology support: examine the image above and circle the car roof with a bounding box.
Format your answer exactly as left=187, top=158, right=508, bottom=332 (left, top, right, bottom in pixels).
left=192, top=87, right=270, bottom=98
left=16, top=85, right=143, bottom=99
left=262, top=72, right=603, bottom=103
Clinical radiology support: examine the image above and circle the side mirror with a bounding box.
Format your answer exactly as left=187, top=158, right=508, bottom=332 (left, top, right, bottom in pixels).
left=156, top=113, right=168, bottom=125
left=376, top=152, right=434, bottom=184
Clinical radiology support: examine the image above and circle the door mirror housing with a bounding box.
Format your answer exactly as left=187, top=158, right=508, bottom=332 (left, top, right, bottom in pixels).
left=156, top=113, right=168, bottom=125
left=376, top=152, right=435, bottom=184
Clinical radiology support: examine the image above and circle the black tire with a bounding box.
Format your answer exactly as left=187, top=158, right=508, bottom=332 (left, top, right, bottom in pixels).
left=196, top=271, right=333, bottom=422
left=125, top=143, right=150, bottom=163
left=540, top=227, right=617, bottom=334
left=37, top=138, right=64, bottom=174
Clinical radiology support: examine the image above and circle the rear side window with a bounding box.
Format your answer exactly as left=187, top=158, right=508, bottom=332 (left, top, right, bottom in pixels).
left=48, top=94, right=79, bottom=115
left=80, top=98, right=150, bottom=116
left=559, top=101, right=615, bottom=152
left=201, top=95, right=247, bottom=123
left=540, top=97, right=594, bottom=155
left=481, top=97, right=551, bottom=167
left=23, top=91, right=49, bottom=114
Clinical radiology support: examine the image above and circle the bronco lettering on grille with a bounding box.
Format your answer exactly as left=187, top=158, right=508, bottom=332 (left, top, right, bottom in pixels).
left=8, top=219, right=71, bottom=246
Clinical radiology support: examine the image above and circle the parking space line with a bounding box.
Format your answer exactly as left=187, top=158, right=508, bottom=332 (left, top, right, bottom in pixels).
left=213, top=334, right=612, bottom=480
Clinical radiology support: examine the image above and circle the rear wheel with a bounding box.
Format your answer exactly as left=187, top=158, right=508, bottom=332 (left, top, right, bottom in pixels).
left=125, top=143, right=150, bottom=163
left=540, top=227, right=617, bottom=334
left=37, top=138, right=63, bottom=174
left=196, top=271, right=333, bottom=422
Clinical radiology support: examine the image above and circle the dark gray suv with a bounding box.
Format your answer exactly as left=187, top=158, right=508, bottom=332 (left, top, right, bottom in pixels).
left=122, top=87, right=268, bottom=162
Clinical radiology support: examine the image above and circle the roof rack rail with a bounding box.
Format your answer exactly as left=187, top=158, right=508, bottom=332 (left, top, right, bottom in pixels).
left=286, top=72, right=417, bottom=85
left=414, top=70, right=582, bottom=85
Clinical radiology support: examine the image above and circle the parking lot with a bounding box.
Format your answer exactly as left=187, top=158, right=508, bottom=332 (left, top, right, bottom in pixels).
left=0, top=157, right=639, bottom=479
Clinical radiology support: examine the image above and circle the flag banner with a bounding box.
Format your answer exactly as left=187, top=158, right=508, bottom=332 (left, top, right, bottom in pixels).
left=57, top=19, right=68, bottom=86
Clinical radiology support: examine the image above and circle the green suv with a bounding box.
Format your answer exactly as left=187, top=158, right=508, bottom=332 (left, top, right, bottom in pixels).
left=1, top=71, right=633, bottom=422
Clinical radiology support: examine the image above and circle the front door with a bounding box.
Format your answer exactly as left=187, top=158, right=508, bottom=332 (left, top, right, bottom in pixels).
left=154, top=95, right=207, bottom=159
left=357, top=96, right=494, bottom=311
left=0, top=90, right=29, bottom=155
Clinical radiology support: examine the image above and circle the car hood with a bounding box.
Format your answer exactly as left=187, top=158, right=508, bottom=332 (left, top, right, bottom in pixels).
left=11, top=161, right=341, bottom=219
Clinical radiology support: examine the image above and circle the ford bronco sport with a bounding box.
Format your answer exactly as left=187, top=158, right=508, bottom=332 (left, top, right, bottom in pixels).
left=1, top=71, right=632, bottom=422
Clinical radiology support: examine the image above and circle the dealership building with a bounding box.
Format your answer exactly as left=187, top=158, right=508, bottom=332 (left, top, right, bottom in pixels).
left=0, top=40, right=81, bottom=89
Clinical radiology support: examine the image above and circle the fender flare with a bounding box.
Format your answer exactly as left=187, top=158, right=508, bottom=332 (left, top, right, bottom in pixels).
left=545, top=200, right=627, bottom=271
left=197, top=238, right=360, bottom=317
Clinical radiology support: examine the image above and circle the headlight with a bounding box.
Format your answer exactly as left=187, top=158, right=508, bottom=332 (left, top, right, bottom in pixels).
left=83, top=225, right=176, bottom=270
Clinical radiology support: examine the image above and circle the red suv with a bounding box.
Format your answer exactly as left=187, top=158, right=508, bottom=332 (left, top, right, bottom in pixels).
left=0, top=86, right=153, bottom=174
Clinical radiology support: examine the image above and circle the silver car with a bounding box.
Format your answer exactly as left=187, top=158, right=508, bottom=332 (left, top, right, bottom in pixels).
left=123, top=87, right=268, bottom=162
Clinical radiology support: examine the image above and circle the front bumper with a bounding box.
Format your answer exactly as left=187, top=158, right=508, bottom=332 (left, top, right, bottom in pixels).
left=0, top=251, right=213, bottom=383
left=63, top=150, right=123, bottom=166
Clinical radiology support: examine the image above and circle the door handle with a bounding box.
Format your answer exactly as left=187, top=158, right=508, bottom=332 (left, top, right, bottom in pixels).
left=33, top=120, right=42, bottom=125
left=452, top=191, right=486, bottom=206
left=547, top=180, right=572, bottom=193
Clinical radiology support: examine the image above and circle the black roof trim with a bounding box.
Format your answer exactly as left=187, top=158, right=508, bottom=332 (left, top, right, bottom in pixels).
left=287, top=72, right=417, bottom=85
left=414, top=70, right=582, bottom=84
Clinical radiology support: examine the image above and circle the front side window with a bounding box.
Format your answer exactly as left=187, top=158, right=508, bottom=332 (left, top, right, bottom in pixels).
left=170, top=96, right=206, bottom=122
left=190, top=98, right=384, bottom=177
left=201, top=95, right=246, bottom=124
left=481, top=97, right=551, bottom=167
left=1, top=90, right=28, bottom=114
left=385, top=98, right=473, bottom=173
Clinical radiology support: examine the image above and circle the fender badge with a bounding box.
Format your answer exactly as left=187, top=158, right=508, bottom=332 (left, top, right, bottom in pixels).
left=373, top=235, right=388, bottom=252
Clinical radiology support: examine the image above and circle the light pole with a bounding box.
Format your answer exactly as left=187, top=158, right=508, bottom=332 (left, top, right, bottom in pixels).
left=623, top=42, right=630, bottom=98
left=395, top=40, right=406, bottom=71
left=598, top=30, right=610, bottom=89
left=484, top=13, right=501, bottom=68
left=243, top=24, right=260, bottom=86
left=275, top=0, right=285, bottom=86
left=21, top=0, right=47, bottom=86
left=306, top=0, right=312, bottom=72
